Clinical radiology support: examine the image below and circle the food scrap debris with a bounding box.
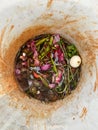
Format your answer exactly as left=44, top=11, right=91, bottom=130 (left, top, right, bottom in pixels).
left=14, top=34, right=81, bottom=103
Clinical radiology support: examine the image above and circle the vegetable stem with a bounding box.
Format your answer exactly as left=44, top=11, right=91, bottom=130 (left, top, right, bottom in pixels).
left=36, top=38, right=46, bottom=46
left=49, top=36, right=53, bottom=46
left=69, top=66, right=74, bottom=80
left=59, top=40, right=69, bottom=64
left=33, top=71, right=49, bottom=88
left=40, top=46, right=50, bottom=60
left=39, top=76, right=49, bottom=87
left=50, top=55, right=57, bottom=73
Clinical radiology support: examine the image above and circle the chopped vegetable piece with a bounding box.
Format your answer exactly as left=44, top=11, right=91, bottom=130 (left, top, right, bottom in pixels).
left=33, top=71, right=40, bottom=78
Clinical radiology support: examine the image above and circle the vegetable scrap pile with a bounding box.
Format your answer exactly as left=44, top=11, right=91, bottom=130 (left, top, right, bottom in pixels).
left=14, top=34, right=81, bottom=102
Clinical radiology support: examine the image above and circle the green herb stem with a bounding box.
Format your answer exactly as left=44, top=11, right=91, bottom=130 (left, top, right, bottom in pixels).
left=36, top=38, right=46, bottom=46
left=39, top=76, right=49, bottom=88
left=40, top=46, right=50, bottom=60
left=50, top=56, right=57, bottom=73
left=49, top=36, right=53, bottom=46
left=69, top=66, right=74, bottom=80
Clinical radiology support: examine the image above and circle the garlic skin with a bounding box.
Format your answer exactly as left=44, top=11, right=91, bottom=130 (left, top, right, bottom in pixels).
left=70, top=55, right=81, bottom=68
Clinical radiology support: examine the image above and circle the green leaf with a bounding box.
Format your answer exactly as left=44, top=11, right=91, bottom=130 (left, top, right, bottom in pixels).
left=55, top=86, right=64, bottom=93
left=66, top=44, right=78, bottom=58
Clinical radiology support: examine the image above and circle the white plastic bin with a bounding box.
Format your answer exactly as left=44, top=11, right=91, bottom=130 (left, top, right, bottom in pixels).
left=0, top=0, right=98, bottom=130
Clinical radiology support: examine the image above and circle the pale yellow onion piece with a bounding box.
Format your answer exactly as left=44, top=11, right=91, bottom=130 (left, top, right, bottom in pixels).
left=70, top=55, right=81, bottom=68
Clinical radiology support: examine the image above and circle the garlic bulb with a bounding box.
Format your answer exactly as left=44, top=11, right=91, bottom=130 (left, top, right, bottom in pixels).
left=70, top=55, right=81, bottom=68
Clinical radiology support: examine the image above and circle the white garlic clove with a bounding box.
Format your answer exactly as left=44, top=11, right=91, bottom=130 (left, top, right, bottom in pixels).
left=70, top=55, right=81, bottom=68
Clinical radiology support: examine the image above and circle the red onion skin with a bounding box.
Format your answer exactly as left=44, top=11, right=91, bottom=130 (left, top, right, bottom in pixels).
left=49, top=84, right=56, bottom=88
left=53, top=34, right=60, bottom=44
left=15, top=69, right=21, bottom=75
left=34, top=59, right=40, bottom=66
left=33, top=50, right=38, bottom=59
left=52, top=70, right=62, bottom=84
left=54, top=47, right=64, bottom=63
left=40, top=64, right=51, bottom=71
left=31, top=41, right=36, bottom=51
